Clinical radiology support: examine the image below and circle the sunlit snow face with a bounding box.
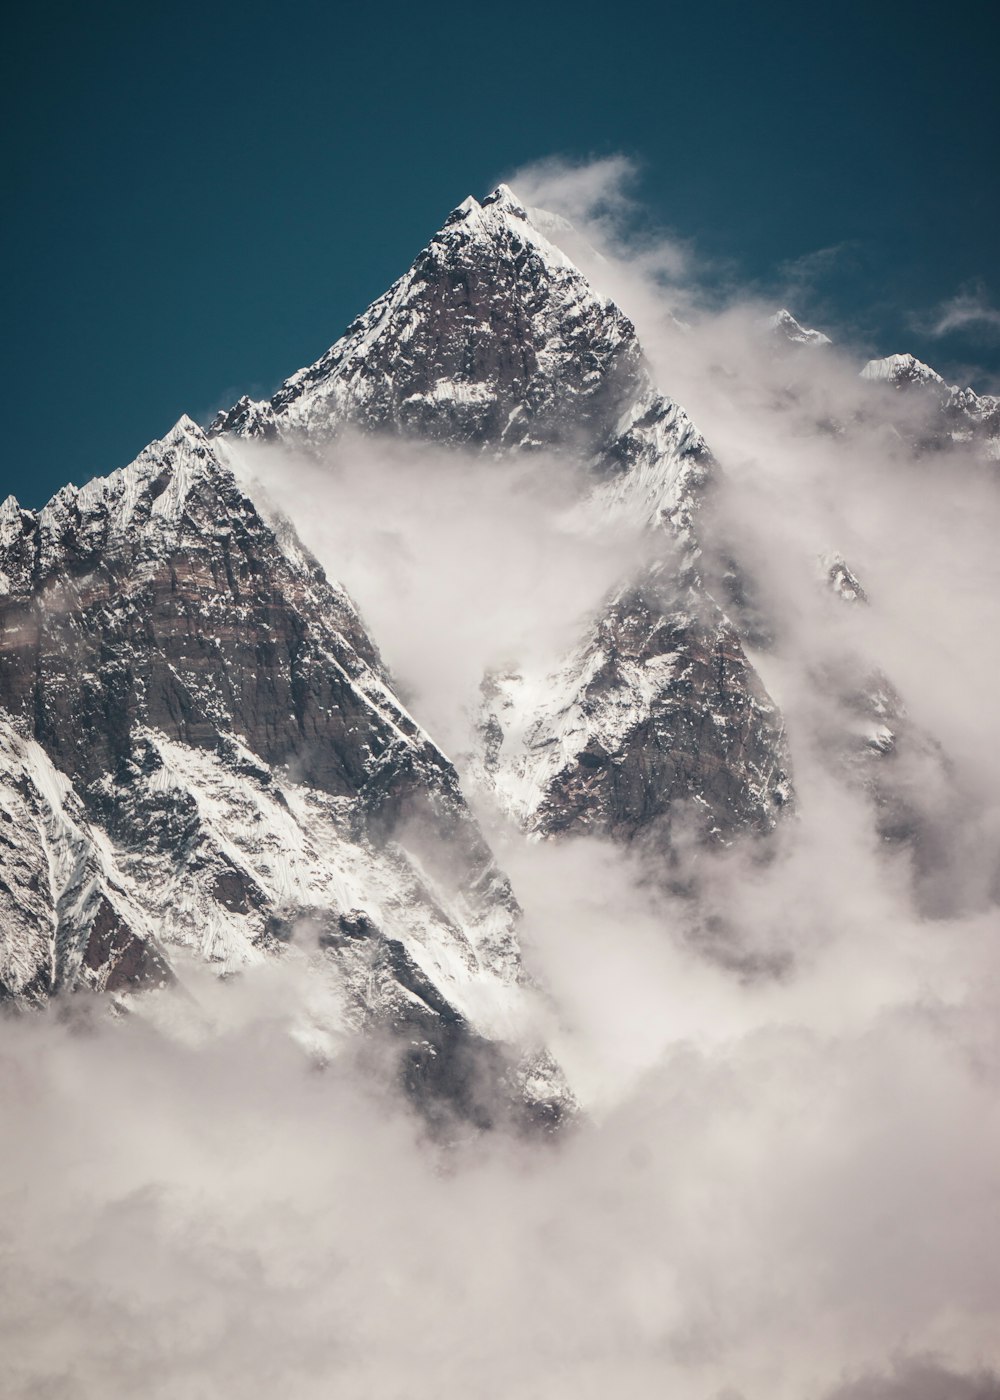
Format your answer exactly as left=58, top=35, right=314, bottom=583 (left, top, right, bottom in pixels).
left=3, top=160, right=1000, bottom=1400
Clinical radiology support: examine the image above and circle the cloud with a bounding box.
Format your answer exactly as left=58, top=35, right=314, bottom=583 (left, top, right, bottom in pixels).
left=778, top=239, right=859, bottom=287
left=506, top=153, right=696, bottom=305
left=925, top=285, right=1000, bottom=340
left=227, top=431, right=652, bottom=756
left=505, top=152, right=640, bottom=228
left=2, top=876, right=998, bottom=1399
left=826, top=1359, right=1000, bottom=1400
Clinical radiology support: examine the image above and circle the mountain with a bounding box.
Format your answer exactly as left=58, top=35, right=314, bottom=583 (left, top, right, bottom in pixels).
left=4, top=180, right=979, bottom=1118
left=813, top=553, right=962, bottom=897
left=861, top=352, right=1000, bottom=458
left=213, top=185, right=792, bottom=856
left=767, top=308, right=832, bottom=347
left=0, top=415, right=563, bottom=1125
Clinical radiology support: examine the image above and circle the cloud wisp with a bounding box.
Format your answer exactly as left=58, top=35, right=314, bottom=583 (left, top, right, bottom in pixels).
left=925, top=285, right=1000, bottom=341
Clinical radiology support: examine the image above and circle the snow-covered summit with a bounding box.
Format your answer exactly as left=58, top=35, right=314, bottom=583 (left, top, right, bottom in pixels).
left=860, top=352, right=999, bottom=455
left=0, top=415, right=325, bottom=595
left=211, top=185, right=715, bottom=543
left=210, top=182, right=640, bottom=451
left=861, top=352, right=946, bottom=387
left=44, top=415, right=223, bottom=551
left=480, top=182, right=530, bottom=217
left=768, top=308, right=832, bottom=347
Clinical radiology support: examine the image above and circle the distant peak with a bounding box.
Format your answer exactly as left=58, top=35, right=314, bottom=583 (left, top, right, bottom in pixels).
left=861, top=353, right=945, bottom=388
left=767, top=308, right=832, bottom=346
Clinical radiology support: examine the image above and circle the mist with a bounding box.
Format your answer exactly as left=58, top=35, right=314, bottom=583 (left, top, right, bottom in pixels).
left=2, top=159, right=999, bottom=1399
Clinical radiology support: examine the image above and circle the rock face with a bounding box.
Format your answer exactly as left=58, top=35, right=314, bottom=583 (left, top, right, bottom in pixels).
left=210, top=185, right=714, bottom=540
left=214, top=186, right=662, bottom=459
left=0, top=417, right=562, bottom=1125
left=213, top=185, right=791, bottom=854
left=0, top=716, right=172, bottom=1003
left=477, top=572, right=789, bottom=847
left=0, top=418, right=446, bottom=809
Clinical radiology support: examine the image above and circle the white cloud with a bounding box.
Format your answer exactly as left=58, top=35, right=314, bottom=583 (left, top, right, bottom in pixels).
left=926, top=286, right=1000, bottom=339
left=506, top=152, right=639, bottom=228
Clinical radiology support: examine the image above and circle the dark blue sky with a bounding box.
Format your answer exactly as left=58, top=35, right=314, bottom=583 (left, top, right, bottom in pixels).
left=4, top=0, right=998, bottom=506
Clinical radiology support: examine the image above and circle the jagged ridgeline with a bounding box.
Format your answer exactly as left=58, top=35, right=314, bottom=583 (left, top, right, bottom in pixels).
left=211, top=185, right=792, bottom=847
left=10, top=182, right=983, bottom=1121
left=0, top=417, right=568, bottom=1126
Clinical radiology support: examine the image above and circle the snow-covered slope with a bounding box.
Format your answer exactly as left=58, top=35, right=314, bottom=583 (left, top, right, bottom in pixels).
left=767, top=308, right=832, bottom=347
left=0, top=417, right=563, bottom=1123
left=476, top=567, right=789, bottom=844
left=0, top=716, right=171, bottom=1002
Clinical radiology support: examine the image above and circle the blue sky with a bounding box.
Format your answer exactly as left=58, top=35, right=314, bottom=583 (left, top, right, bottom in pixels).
left=4, top=0, right=998, bottom=506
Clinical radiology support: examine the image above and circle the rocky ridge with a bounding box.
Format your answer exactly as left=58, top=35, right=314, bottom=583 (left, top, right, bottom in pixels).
left=0, top=416, right=561, bottom=1124
left=213, top=186, right=792, bottom=854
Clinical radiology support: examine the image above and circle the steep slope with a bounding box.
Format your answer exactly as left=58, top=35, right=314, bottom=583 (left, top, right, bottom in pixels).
left=477, top=567, right=789, bottom=844
left=0, top=716, right=171, bottom=1003
left=0, top=418, right=560, bottom=1122
left=214, top=182, right=638, bottom=450
left=214, top=186, right=790, bottom=850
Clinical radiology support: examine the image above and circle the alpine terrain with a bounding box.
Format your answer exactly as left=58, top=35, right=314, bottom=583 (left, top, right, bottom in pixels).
left=0, top=183, right=993, bottom=1117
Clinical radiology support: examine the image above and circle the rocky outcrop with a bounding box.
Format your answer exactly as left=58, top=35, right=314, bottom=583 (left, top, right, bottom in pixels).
left=861, top=353, right=1000, bottom=459
left=0, top=717, right=171, bottom=1003
left=477, top=570, right=789, bottom=848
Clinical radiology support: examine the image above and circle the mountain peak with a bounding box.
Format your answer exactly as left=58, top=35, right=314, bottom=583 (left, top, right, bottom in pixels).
left=480, top=183, right=529, bottom=218
left=767, top=308, right=832, bottom=347
left=444, top=184, right=531, bottom=231
left=164, top=412, right=206, bottom=443
left=30, top=415, right=236, bottom=571
left=861, top=352, right=946, bottom=388
left=212, top=181, right=639, bottom=452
